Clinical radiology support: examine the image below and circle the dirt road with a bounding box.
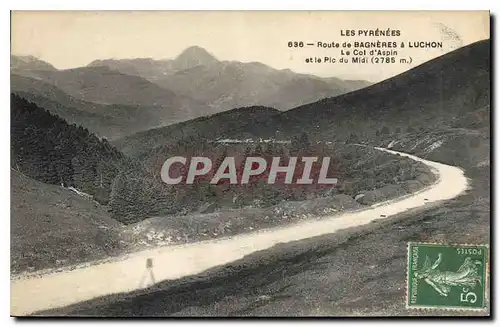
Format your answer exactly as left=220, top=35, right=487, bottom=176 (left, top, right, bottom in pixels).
left=10, top=147, right=468, bottom=316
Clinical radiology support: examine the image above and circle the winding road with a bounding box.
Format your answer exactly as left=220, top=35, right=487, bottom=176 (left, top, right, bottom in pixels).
left=10, top=147, right=469, bottom=316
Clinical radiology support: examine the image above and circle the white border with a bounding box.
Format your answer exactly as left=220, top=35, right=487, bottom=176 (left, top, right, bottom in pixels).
left=4, top=1, right=497, bottom=10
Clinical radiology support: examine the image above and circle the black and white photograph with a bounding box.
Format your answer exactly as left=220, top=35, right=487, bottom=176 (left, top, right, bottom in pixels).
left=9, top=10, right=491, bottom=317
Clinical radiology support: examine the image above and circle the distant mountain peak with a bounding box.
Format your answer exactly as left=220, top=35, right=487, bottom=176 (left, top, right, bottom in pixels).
left=11, top=54, right=56, bottom=71
left=12, top=54, right=37, bottom=62
left=174, top=46, right=219, bottom=70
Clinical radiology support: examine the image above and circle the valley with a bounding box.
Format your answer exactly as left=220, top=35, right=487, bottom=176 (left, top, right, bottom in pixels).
left=10, top=36, right=490, bottom=317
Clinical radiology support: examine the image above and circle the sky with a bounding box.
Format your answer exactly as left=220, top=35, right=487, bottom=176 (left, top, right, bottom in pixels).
left=11, top=11, right=489, bottom=82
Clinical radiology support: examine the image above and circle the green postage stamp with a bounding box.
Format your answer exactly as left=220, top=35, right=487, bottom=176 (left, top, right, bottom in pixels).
left=407, top=243, right=489, bottom=310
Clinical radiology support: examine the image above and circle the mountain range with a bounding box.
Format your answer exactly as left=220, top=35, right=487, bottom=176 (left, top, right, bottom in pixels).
left=87, top=46, right=219, bottom=79
left=88, top=46, right=371, bottom=111
left=118, top=40, right=490, bottom=156
left=10, top=72, right=210, bottom=139
left=10, top=39, right=490, bottom=276
left=11, top=46, right=369, bottom=139
left=216, top=39, right=490, bottom=141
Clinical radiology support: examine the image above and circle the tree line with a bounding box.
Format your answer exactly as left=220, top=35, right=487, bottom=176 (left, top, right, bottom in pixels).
left=11, top=94, right=123, bottom=204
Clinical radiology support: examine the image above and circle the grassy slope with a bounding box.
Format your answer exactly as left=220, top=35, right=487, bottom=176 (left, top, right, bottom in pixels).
left=223, top=39, right=490, bottom=141
left=11, top=74, right=207, bottom=140
left=11, top=170, right=125, bottom=274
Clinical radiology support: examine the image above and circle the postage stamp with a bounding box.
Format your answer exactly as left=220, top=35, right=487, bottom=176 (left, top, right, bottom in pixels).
left=407, top=242, right=489, bottom=310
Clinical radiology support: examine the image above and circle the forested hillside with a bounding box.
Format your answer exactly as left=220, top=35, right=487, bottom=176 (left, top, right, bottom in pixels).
left=111, top=135, right=434, bottom=225
left=11, top=94, right=124, bottom=204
